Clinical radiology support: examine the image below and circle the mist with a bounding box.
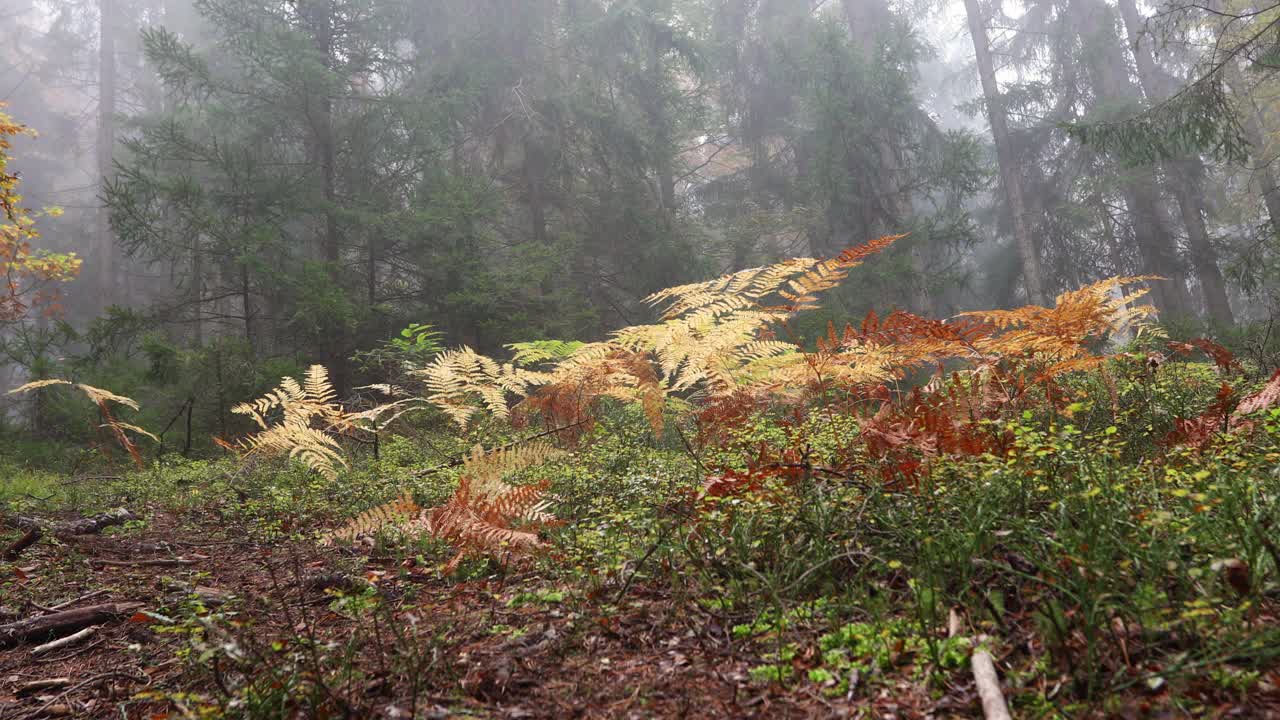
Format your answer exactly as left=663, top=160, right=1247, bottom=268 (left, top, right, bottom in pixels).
left=3, top=0, right=1276, bottom=381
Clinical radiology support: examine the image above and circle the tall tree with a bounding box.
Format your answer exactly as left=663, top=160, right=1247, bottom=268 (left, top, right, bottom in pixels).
left=1118, top=0, right=1233, bottom=324
left=97, top=0, right=117, bottom=304
left=962, top=0, right=1047, bottom=306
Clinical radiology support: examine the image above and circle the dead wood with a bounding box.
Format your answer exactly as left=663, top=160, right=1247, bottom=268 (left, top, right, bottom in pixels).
left=15, top=677, right=71, bottom=696
left=0, top=602, right=142, bottom=648
left=3, top=526, right=42, bottom=560
left=4, top=508, right=137, bottom=537
left=88, top=557, right=194, bottom=568
left=31, top=625, right=98, bottom=656
left=971, top=641, right=1011, bottom=720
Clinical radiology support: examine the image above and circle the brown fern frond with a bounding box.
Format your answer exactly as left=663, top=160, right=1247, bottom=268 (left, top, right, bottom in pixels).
left=485, top=481, right=557, bottom=524
left=1167, top=338, right=1240, bottom=372
left=1232, top=369, right=1280, bottom=426
left=961, top=276, right=1156, bottom=360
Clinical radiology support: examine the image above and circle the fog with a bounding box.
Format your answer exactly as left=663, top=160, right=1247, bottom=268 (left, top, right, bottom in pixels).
left=2, top=0, right=1278, bottom=395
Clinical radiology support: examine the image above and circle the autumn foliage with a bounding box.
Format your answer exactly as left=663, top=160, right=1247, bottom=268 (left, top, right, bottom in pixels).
left=0, top=107, right=81, bottom=323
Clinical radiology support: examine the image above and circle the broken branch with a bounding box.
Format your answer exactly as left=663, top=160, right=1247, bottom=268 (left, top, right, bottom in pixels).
left=0, top=602, right=142, bottom=648
left=971, top=639, right=1011, bottom=720
left=3, top=526, right=42, bottom=560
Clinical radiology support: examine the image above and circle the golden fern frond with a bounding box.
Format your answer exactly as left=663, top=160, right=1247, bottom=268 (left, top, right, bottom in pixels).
left=8, top=380, right=142, bottom=412
left=416, top=347, right=544, bottom=427
left=344, top=397, right=425, bottom=430
left=230, top=367, right=350, bottom=479
left=403, top=239, right=899, bottom=430
left=105, top=421, right=160, bottom=443
left=6, top=379, right=73, bottom=394
left=238, top=422, right=347, bottom=479
left=8, top=379, right=151, bottom=466
left=461, top=441, right=566, bottom=497
left=305, top=365, right=337, bottom=406
left=321, top=491, right=421, bottom=545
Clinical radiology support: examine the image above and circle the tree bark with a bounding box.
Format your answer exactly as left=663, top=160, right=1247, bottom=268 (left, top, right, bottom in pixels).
left=1236, top=88, right=1280, bottom=238
left=963, top=0, right=1048, bottom=306
left=191, top=235, right=203, bottom=346
left=304, top=0, right=348, bottom=394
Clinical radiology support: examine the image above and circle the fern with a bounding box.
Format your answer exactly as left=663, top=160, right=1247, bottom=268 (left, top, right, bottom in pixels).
left=230, top=365, right=419, bottom=480
left=1233, top=369, right=1280, bottom=426
left=321, top=442, right=561, bottom=573
left=415, top=347, right=547, bottom=427
left=320, top=491, right=421, bottom=546
left=229, top=365, right=349, bottom=479
left=7, top=379, right=155, bottom=467
left=414, top=236, right=905, bottom=429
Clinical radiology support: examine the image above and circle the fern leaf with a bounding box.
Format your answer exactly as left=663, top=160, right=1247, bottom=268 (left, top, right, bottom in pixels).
left=321, top=491, right=421, bottom=545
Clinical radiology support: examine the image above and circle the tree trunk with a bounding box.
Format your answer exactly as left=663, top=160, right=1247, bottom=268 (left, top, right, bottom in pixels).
left=1118, top=0, right=1233, bottom=325
left=1237, top=90, right=1280, bottom=238
left=304, top=0, right=347, bottom=395
left=191, top=235, right=203, bottom=346
left=97, top=0, right=117, bottom=304
left=963, top=0, right=1048, bottom=306
left=1077, top=0, right=1195, bottom=319
left=841, top=0, right=932, bottom=314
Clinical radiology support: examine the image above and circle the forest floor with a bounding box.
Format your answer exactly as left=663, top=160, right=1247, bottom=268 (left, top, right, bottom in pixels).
left=0, top=508, right=944, bottom=720
left=4, top=503, right=1280, bottom=719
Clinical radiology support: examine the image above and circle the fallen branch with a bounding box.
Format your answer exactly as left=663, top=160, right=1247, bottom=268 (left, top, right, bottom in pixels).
left=3, top=526, right=41, bottom=560
left=15, top=677, right=71, bottom=697
left=0, top=602, right=142, bottom=648
left=88, top=557, right=194, bottom=568
left=4, top=508, right=137, bottom=537
left=302, top=572, right=371, bottom=593
left=31, top=625, right=98, bottom=656
left=47, top=589, right=109, bottom=612
left=971, top=638, right=1011, bottom=720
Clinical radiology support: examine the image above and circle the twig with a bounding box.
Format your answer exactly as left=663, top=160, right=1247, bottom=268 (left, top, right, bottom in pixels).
left=48, top=589, right=109, bottom=611
left=15, top=677, right=71, bottom=696
left=34, top=638, right=106, bottom=664
left=31, top=625, right=98, bottom=656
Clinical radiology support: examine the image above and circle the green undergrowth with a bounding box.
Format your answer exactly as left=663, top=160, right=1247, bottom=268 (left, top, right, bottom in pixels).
left=4, top=359, right=1280, bottom=715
